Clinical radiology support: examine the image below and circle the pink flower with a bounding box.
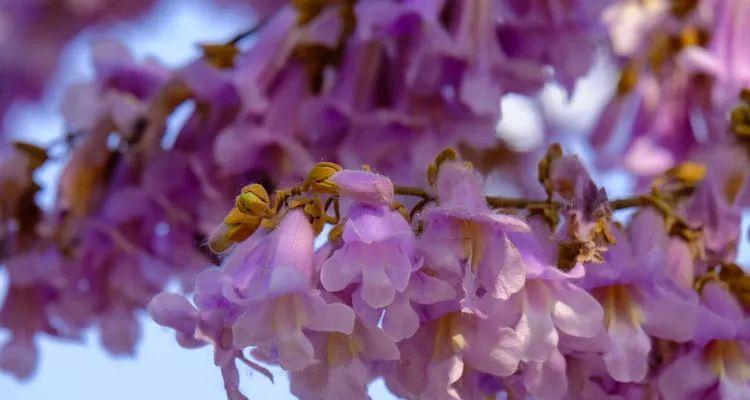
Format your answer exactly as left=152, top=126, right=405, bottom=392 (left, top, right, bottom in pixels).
left=321, top=204, right=416, bottom=309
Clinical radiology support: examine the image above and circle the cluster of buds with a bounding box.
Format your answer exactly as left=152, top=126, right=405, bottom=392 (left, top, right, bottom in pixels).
left=208, top=183, right=272, bottom=253
left=208, top=161, right=396, bottom=253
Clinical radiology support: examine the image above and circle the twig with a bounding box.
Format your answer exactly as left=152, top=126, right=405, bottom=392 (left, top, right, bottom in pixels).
left=226, top=18, right=269, bottom=45
left=609, top=196, right=650, bottom=210
left=395, top=184, right=694, bottom=212
left=486, top=197, right=560, bottom=209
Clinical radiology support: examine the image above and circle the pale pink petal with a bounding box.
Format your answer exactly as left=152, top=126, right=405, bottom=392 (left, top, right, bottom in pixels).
left=99, top=307, right=139, bottom=355
left=517, top=283, right=557, bottom=362
left=384, top=246, right=413, bottom=293
left=383, top=294, right=421, bottom=341
left=355, top=321, right=400, bottom=361
left=637, top=284, right=698, bottom=342
left=302, top=292, right=355, bottom=334
left=148, top=292, right=198, bottom=335
left=320, top=247, right=360, bottom=292
left=323, top=359, right=369, bottom=400
left=409, top=272, right=457, bottom=305
left=465, top=325, right=523, bottom=377
left=332, top=169, right=394, bottom=206
left=361, top=262, right=396, bottom=308
left=0, top=336, right=37, bottom=380
left=658, top=349, right=717, bottom=400
left=603, top=317, right=650, bottom=382
left=232, top=305, right=273, bottom=348
left=719, top=376, right=750, bottom=400
left=278, top=329, right=316, bottom=372
left=552, top=281, right=603, bottom=338
left=422, top=355, right=464, bottom=400
left=523, top=349, right=568, bottom=400
left=480, top=234, right=525, bottom=300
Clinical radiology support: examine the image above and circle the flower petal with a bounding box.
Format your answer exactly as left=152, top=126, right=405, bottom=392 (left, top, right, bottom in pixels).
left=603, top=317, right=650, bottom=382
left=552, top=281, right=603, bottom=338
left=383, top=294, right=420, bottom=341
left=523, top=349, right=568, bottom=400
left=637, top=283, right=698, bottom=342
left=658, top=349, right=717, bottom=400
left=148, top=293, right=198, bottom=335
left=303, top=292, right=355, bottom=334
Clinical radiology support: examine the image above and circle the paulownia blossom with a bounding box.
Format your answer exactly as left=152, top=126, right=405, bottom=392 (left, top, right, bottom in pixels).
left=1, top=1, right=749, bottom=399
left=143, top=139, right=748, bottom=399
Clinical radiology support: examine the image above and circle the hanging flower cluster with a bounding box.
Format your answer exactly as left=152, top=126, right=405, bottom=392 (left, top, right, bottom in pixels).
left=148, top=145, right=750, bottom=399
left=0, top=0, right=749, bottom=399
left=594, top=0, right=750, bottom=177
left=0, top=0, right=612, bottom=378
left=0, top=0, right=160, bottom=130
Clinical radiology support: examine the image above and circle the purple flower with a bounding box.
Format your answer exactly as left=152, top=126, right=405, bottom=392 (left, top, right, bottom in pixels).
left=0, top=334, right=37, bottom=381
left=321, top=204, right=416, bottom=308
left=582, top=211, right=700, bottom=383
left=222, top=209, right=315, bottom=302
left=289, top=320, right=399, bottom=400
left=214, top=210, right=355, bottom=371
left=232, top=290, right=355, bottom=371
left=384, top=311, right=522, bottom=399
left=420, top=160, right=529, bottom=302
left=467, top=218, right=605, bottom=400
left=683, top=145, right=750, bottom=263
left=658, top=282, right=750, bottom=399
left=331, top=169, right=394, bottom=206
left=679, top=0, right=750, bottom=108
left=353, top=268, right=457, bottom=341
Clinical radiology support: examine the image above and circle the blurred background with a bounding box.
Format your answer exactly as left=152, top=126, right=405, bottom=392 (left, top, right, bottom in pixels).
left=1, top=1, right=748, bottom=399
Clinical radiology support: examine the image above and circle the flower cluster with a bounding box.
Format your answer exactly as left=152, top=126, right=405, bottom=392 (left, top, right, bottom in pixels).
left=0, top=1, right=749, bottom=399
left=150, top=147, right=750, bottom=399
left=0, top=0, right=612, bottom=378
left=594, top=0, right=750, bottom=177
left=0, top=0, right=160, bottom=132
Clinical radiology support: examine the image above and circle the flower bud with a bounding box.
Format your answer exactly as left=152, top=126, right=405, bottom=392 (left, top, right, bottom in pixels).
left=207, top=208, right=263, bottom=253
left=427, top=148, right=458, bottom=186
left=236, top=184, right=270, bottom=216
left=305, top=161, right=342, bottom=194
left=331, top=170, right=394, bottom=206
left=200, top=43, right=239, bottom=69
left=667, top=162, right=706, bottom=185
left=224, top=208, right=262, bottom=241
left=207, top=223, right=234, bottom=254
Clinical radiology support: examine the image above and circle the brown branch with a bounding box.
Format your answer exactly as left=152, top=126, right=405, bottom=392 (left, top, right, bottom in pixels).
left=394, top=186, right=695, bottom=216
left=395, top=184, right=695, bottom=212
left=609, top=196, right=650, bottom=210
left=486, top=197, right=560, bottom=209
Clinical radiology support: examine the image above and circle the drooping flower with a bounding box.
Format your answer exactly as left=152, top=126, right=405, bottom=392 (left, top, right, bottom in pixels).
left=331, top=169, right=394, bottom=206
left=321, top=203, right=416, bottom=309
left=289, top=319, right=400, bottom=400
left=420, top=159, right=529, bottom=303
left=658, top=281, right=750, bottom=399
left=581, top=209, right=700, bottom=383
left=383, top=311, right=523, bottom=399
left=222, top=209, right=355, bottom=371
